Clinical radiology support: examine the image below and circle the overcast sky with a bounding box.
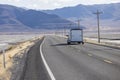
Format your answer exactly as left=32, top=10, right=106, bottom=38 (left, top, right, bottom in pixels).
left=0, top=0, right=120, bottom=10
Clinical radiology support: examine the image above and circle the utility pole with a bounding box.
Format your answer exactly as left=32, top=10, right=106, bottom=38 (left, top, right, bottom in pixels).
left=78, top=19, right=81, bottom=29
left=93, top=10, right=102, bottom=43
left=64, top=26, right=66, bottom=36
left=3, top=49, right=6, bottom=68
left=69, top=23, right=72, bottom=29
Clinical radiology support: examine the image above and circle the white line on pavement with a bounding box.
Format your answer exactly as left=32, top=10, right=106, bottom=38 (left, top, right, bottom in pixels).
left=40, top=38, right=56, bottom=80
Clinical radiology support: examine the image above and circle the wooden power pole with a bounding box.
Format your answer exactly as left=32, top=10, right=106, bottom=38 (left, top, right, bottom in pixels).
left=93, top=10, right=102, bottom=43
left=78, top=19, right=81, bottom=29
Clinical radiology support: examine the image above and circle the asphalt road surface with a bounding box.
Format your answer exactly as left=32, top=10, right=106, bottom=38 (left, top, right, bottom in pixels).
left=21, top=39, right=50, bottom=80
left=42, top=36, right=120, bottom=80
left=22, top=36, right=120, bottom=80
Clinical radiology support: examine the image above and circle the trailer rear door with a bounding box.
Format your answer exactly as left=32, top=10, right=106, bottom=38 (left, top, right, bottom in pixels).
left=71, top=29, right=83, bottom=42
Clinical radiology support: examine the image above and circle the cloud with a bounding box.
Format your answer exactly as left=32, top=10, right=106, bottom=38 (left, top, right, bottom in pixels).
left=0, top=0, right=120, bottom=10
left=16, top=0, right=20, bottom=2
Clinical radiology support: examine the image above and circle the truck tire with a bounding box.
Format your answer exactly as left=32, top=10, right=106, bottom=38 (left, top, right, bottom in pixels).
left=67, top=42, right=70, bottom=45
left=82, top=42, right=84, bottom=45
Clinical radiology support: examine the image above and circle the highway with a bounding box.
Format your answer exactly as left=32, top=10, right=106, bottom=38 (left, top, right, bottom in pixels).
left=22, top=36, right=120, bottom=80
left=21, top=39, right=50, bottom=80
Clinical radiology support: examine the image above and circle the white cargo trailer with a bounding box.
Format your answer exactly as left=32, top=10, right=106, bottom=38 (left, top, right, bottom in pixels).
left=67, top=29, right=84, bottom=44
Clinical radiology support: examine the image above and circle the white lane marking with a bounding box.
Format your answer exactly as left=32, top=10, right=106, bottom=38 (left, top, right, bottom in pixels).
left=88, top=54, right=92, bottom=56
left=40, top=38, right=56, bottom=80
left=104, top=60, right=112, bottom=64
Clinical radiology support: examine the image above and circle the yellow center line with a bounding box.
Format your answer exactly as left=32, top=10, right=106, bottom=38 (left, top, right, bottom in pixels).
left=104, top=60, right=112, bottom=64
left=88, top=54, right=92, bottom=56
left=87, top=53, right=113, bottom=64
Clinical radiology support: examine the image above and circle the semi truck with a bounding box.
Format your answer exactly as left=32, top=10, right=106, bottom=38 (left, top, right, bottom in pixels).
left=67, top=28, right=84, bottom=44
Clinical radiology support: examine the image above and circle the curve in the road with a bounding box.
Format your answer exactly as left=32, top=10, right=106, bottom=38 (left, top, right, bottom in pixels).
left=40, top=37, right=56, bottom=80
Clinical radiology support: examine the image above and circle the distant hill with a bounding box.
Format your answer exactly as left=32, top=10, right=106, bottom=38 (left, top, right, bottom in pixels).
left=43, top=3, right=120, bottom=31
left=0, top=4, right=71, bottom=31
left=43, top=3, right=120, bottom=20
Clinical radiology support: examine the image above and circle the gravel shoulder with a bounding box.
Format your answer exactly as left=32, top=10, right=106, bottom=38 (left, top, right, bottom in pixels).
left=21, top=37, right=50, bottom=80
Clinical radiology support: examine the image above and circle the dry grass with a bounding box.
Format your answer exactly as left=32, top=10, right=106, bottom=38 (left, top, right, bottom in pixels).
left=0, top=36, right=43, bottom=80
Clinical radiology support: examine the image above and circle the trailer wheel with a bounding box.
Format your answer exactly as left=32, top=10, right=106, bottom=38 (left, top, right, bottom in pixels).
left=67, top=42, right=70, bottom=45
left=82, top=42, right=84, bottom=45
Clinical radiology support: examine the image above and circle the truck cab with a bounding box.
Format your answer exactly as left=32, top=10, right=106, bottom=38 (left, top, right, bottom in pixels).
left=67, top=28, right=84, bottom=44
